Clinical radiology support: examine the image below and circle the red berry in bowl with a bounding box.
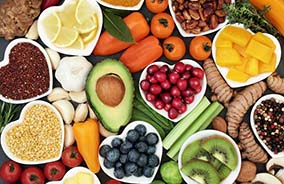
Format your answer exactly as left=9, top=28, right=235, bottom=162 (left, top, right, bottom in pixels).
left=161, top=80, right=171, bottom=90
left=182, top=89, right=195, bottom=97
left=169, top=72, right=180, bottom=84
left=150, top=84, right=162, bottom=95
left=146, top=93, right=156, bottom=102
left=179, top=103, right=187, bottom=114
left=154, top=71, right=167, bottom=83
left=177, top=78, right=188, bottom=91
left=154, top=100, right=165, bottom=110
left=164, top=103, right=172, bottom=112
left=149, top=76, right=158, bottom=84
left=172, top=97, right=183, bottom=110
left=189, top=77, right=201, bottom=90
left=147, top=65, right=159, bottom=75
left=194, top=85, right=202, bottom=93
left=170, top=86, right=181, bottom=97
left=184, top=95, right=194, bottom=104
left=192, top=68, right=204, bottom=79
left=168, top=107, right=178, bottom=119
left=181, top=71, right=191, bottom=80
left=185, top=64, right=192, bottom=71
left=160, top=92, right=172, bottom=104
left=140, top=80, right=150, bottom=91
left=160, top=65, right=170, bottom=73
left=174, top=62, right=185, bottom=73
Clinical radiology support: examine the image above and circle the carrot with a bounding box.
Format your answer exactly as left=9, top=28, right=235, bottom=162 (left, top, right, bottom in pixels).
left=93, top=12, right=150, bottom=56
left=73, top=118, right=100, bottom=173
left=120, top=36, right=163, bottom=73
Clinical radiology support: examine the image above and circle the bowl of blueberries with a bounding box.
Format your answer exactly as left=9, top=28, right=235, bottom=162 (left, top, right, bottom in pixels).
left=99, top=121, right=163, bottom=183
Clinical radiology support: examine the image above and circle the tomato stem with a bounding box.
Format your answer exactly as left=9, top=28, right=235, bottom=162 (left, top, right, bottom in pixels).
left=51, top=168, right=58, bottom=176
left=158, top=18, right=168, bottom=27
left=164, top=43, right=174, bottom=52
left=9, top=163, right=15, bottom=172
left=30, top=174, right=38, bottom=182
left=203, top=42, right=212, bottom=52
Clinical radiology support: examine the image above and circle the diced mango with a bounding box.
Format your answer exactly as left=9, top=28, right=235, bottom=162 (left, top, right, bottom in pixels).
left=221, top=26, right=253, bottom=47
left=233, top=44, right=249, bottom=57
left=252, top=32, right=276, bottom=50
left=234, top=56, right=248, bottom=72
left=216, top=47, right=242, bottom=67
left=227, top=68, right=250, bottom=82
left=245, top=57, right=259, bottom=76
left=76, top=172, right=93, bottom=184
left=216, top=37, right=233, bottom=48
left=245, top=39, right=274, bottom=64
left=259, top=53, right=277, bottom=73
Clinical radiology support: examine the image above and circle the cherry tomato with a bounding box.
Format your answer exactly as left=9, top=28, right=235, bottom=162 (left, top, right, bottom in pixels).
left=146, top=0, right=168, bottom=14
left=163, top=36, right=186, bottom=61
left=0, top=160, right=22, bottom=183
left=41, top=0, right=60, bottom=10
left=21, top=167, right=45, bottom=184
left=151, top=13, right=175, bottom=39
left=189, top=36, right=212, bottom=61
left=61, top=146, right=83, bottom=168
left=105, top=179, right=122, bottom=184
left=43, top=161, right=66, bottom=181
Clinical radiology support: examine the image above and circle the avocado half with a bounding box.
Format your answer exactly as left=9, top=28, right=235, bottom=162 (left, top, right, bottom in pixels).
left=86, top=59, right=134, bottom=133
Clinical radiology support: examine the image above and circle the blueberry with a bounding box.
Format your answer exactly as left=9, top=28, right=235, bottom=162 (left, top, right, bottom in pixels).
left=128, top=149, right=140, bottom=163
left=135, top=124, right=147, bottom=136
left=126, top=129, right=140, bottom=142
left=134, top=167, right=143, bottom=177
left=148, top=154, right=160, bottom=167
left=146, top=146, right=156, bottom=155
left=146, top=133, right=158, bottom=145
left=135, top=141, right=148, bottom=153
left=99, top=145, right=111, bottom=158
left=139, top=136, right=146, bottom=142
left=120, top=141, right=133, bottom=154
left=111, top=138, right=123, bottom=148
left=120, top=154, right=128, bottom=164
left=106, top=148, right=120, bottom=163
left=103, top=159, right=114, bottom=169
left=143, top=166, right=154, bottom=178
left=125, top=162, right=138, bottom=175
left=115, top=161, right=123, bottom=169
left=137, top=154, right=148, bottom=167
left=114, top=167, right=125, bottom=179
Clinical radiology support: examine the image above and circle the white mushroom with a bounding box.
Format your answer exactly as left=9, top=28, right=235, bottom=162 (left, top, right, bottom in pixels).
left=64, top=124, right=75, bottom=147
left=25, top=20, right=38, bottom=40
left=52, top=100, right=75, bottom=124
left=252, top=173, right=282, bottom=184
left=45, top=48, right=60, bottom=70
left=276, top=169, right=284, bottom=184
left=69, top=91, right=87, bottom=103
left=87, top=104, right=97, bottom=119
left=266, top=157, right=284, bottom=175
left=47, top=87, right=69, bottom=102
left=73, top=103, right=88, bottom=122
left=99, top=122, right=116, bottom=137
left=55, top=56, right=93, bottom=92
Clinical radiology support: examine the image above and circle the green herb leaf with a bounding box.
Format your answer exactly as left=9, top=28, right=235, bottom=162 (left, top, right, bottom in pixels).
left=103, top=10, right=134, bottom=43
left=0, top=101, right=22, bottom=133
left=104, top=8, right=131, bottom=17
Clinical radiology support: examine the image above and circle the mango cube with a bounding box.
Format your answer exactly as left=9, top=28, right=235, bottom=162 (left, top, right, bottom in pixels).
left=234, top=56, right=248, bottom=72
left=76, top=172, right=93, bottom=184
left=227, top=68, right=250, bottom=82
left=221, top=26, right=252, bottom=47
left=245, top=57, right=259, bottom=76
left=216, top=37, right=233, bottom=48
left=245, top=39, right=274, bottom=64
left=233, top=44, right=248, bottom=57
left=259, top=53, right=277, bottom=73
left=252, top=32, right=276, bottom=50
left=216, top=47, right=242, bottom=67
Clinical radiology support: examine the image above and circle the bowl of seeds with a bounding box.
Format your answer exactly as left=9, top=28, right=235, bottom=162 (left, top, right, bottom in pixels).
left=0, top=100, right=64, bottom=165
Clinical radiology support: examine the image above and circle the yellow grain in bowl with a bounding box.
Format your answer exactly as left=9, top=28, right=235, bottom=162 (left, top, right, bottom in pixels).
left=102, top=0, right=140, bottom=7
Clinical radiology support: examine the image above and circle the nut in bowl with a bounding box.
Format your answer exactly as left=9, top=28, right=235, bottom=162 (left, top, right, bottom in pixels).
left=178, top=130, right=241, bottom=184
left=139, top=59, right=207, bottom=122
left=38, top=0, right=103, bottom=56
left=250, top=94, right=284, bottom=158
left=0, top=101, right=64, bottom=165
left=96, top=0, right=144, bottom=11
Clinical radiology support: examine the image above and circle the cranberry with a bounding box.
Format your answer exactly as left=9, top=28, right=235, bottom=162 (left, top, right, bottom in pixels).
left=154, top=100, right=165, bottom=110
left=189, top=77, right=201, bottom=90
left=146, top=74, right=151, bottom=80
left=184, top=96, right=194, bottom=104
left=182, top=89, right=195, bottom=97
left=177, top=78, right=188, bottom=91
left=147, top=65, right=159, bottom=75
left=174, top=62, right=185, bottom=73
left=160, top=80, right=171, bottom=90
left=172, top=97, right=183, bottom=110
left=160, top=65, right=170, bottom=73
left=169, top=72, right=180, bottom=84
left=181, top=71, right=191, bottom=79
left=140, top=80, right=150, bottom=91
left=149, top=76, right=158, bottom=84
left=160, top=92, right=172, bottom=104
left=150, top=84, right=162, bottom=95
left=146, top=93, right=155, bottom=102
left=179, top=103, right=187, bottom=114
left=170, top=86, right=181, bottom=97
left=192, top=68, right=204, bottom=79
left=154, top=71, right=167, bottom=83
left=194, top=85, right=202, bottom=93
left=164, top=103, right=172, bottom=112
left=185, top=64, right=193, bottom=71
left=168, top=107, right=178, bottom=119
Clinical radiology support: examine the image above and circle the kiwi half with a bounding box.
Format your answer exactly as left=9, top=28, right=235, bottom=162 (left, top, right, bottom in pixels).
left=217, top=164, right=231, bottom=180
left=181, top=159, right=220, bottom=184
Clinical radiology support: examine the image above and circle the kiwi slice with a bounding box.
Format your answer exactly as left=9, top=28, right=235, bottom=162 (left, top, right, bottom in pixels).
left=218, top=164, right=232, bottom=180
left=201, top=136, right=238, bottom=170
left=182, top=159, right=220, bottom=184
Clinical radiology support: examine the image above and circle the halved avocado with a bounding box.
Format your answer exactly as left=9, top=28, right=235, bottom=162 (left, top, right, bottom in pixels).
left=86, top=59, right=134, bottom=133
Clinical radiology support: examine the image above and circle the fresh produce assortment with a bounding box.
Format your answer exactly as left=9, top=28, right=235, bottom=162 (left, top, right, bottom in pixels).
left=0, top=0, right=283, bottom=183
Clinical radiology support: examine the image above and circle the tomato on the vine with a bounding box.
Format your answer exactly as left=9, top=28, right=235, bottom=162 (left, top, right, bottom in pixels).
left=146, top=0, right=168, bottom=14
left=21, top=167, right=45, bottom=184
left=105, top=179, right=122, bottom=184
left=61, top=146, right=83, bottom=168
left=189, top=36, right=212, bottom=61
left=44, top=161, right=66, bottom=181
left=163, top=36, right=186, bottom=61
left=0, top=160, right=22, bottom=183
left=151, top=13, right=175, bottom=39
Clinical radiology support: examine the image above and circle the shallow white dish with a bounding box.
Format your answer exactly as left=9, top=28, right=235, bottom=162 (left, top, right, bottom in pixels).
left=139, top=59, right=207, bottom=122
left=250, top=94, right=284, bottom=158
left=99, top=121, right=163, bottom=184
left=1, top=100, right=64, bottom=165
left=178, top=130, right=241, bottom=184
left=38, top=0, right=103, bottom=56
left=168, top=0, right=235, bottom=37
left=212, top=24, right=281, bottom=88
left=0, top=38, right=53, bottom=104
left=96, top=0, right=144, bottom=11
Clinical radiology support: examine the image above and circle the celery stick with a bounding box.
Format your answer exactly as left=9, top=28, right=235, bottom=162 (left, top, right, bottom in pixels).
left=162, top=97, right=210, bottom=150
left=167, top=102, right=224, bottom=159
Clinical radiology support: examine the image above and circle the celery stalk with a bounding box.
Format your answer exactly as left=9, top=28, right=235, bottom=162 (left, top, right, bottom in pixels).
left=162, top=97, right=210, bottom=150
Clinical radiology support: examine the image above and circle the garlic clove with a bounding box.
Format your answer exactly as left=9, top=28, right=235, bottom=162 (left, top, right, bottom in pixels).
left=69, top=91, right=87, bottom=103
left=64, top=124, right=75, bottom=148
left=275, top=169, right=284, bottom=184
left=25, top=20, right=39, bottom=40
left=45, top=48, right=60, bottom=70
left=73, top=103, right=88, bottom=122
left=52, top=100, right=75, bottom=124
left=88, top=104, right=97, bottom=119
left=47, top=87, right=69, bottom=102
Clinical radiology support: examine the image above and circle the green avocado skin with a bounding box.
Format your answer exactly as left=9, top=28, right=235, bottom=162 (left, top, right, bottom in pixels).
left=151, top=180, right=166, bottom=184
left=86, top=59, right=134, bottom=133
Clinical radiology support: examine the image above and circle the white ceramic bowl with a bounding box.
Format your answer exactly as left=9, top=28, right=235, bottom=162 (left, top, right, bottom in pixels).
left=96, top=0, right=144, bottom=11
left=47, top=167, right=101, bottom=184
left=139, top=59, right=207, bottom=122
left=1, top=101, right=64, bottom=165
left=0, top=38, right=53, bottom=104
left=38, top=0, right=103, bottom=56
left=250, top=94, right=284, bottom=158
left=168, top=0, right=235, bottom=37
left=178, top=130, right=241, bottom=184
left=99, top=121, right=163, bottom=184
left=212, top=24, right=281, bottom=88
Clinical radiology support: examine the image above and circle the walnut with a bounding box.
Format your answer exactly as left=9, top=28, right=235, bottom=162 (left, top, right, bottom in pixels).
left=0, top=0, right=42, bottom=40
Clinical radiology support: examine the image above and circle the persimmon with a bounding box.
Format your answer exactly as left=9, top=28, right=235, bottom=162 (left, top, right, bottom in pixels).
left=146, top=0, right=168, bottom=14
left=163, top=36, right=186, bottom=61
left=151, top=13, right=175, bottom=39
left=189, top=36, right=212, bottom=61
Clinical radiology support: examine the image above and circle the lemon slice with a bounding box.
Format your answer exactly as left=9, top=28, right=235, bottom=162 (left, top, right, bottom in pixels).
left=81, top=29, right=97, bottom=43
left=42, top=13, right=61, bottom=42
left=57, top=1, right=78, bottom=28
left=69, top=36, right=84, bottom=49
left=75, top=0, right=94, bottom=24
left=74, top=16, right=97, bottom=34
left=54, top=27, right=79, bottom=48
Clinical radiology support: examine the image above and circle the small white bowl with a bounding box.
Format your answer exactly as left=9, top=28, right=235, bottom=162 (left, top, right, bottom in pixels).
left=139, top=59, right=207, bottom=122
left=250, top=94, right=284, bottom=158
left=38, top=0, right=103, bottom=56
left=1, top=101, right=64, bottom=165
left=99, top=121, right=163, bottom=184
left=96, top=0, right=144, bottom=11
left=168, top=0, right=235, bottom=37
left=47, top=167, right=101, bottom=184
left=178, top=130, right=241, bottom=184
left=0, top=38, right=53, bottom=104
left=212, top=23, right=281, bottom=88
